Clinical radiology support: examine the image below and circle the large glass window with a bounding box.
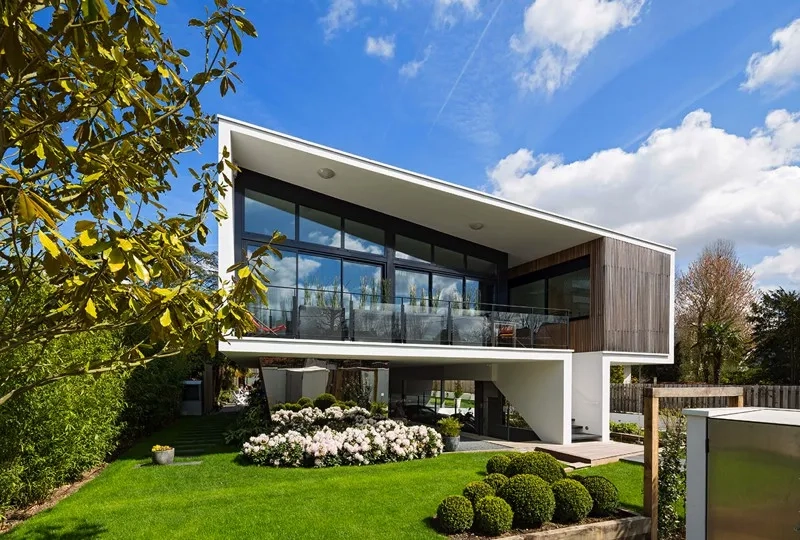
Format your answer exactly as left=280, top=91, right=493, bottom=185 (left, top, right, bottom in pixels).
left=343, top=261, right=383, bottom=303
left=244, top=190, right=295, bottom=239
left=434, top=246, right=465, bottom=271
left=344, top=220, right=384, bottom=255
left=297, top=253, right=341, bottom=306
left=467, top=256, right=496, bottom=275
left=432, top=274, right=462, bottom=304
left=510, top=280, right=545, bottom=310
left=396, top=235, right=432, bottom=263
left=299, top=206, right=341, bottom=247
left=509, top=258, right=590, bottom=318
left=548, top=268, right=590, bottom=318
left=395, top=269, right=429, bottom=305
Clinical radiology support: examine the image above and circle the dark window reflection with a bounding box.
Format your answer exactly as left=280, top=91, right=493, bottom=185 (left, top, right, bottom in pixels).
left=344, top=220, right=384, bottom=254
left=244, top=190, right=295, bottom=239
left=396, top=235, right=432, bottom=263
left=299, top=206, right=341, bottom=247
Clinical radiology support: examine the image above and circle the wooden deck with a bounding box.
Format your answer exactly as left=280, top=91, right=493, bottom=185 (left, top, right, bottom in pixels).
left=490, top=440, right=643, bottom=465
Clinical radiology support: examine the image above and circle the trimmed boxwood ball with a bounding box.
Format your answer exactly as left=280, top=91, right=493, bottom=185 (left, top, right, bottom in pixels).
left=483, top=473, right=509, bottom=492
left=463, top=481, right=494, bottom=506
left=506, top=451, right=566, bottom=483
left=436, top=495, right=474, bottom=534
left=297, top=397, right=313, bottom=408
left=575, top=475, right=620, bottom=516
left=498, top=474, right=555, bottom=528
left=313, top=393, right=337, bottom=411
left=486, top=454, right=511, bottom=475
left=474, top=496, right=514, bottom=536
left=551, top=479, right=593, bottom=523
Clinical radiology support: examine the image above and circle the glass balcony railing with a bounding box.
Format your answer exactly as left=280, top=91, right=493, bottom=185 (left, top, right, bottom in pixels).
left=246, top=285, right=571, bottom=349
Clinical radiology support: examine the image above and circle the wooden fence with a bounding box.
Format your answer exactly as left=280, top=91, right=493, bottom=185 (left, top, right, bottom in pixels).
left=611, top=383, right=800, bottom=413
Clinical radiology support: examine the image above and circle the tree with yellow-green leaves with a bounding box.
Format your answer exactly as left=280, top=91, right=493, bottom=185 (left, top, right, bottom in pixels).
left=0, top=0, right=281, bottom=407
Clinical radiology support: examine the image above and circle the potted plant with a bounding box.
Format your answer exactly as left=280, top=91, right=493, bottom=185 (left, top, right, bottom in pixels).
left=152, top=445, right=175, bottom=465
left=453, top=382, right=464, bottom=412
left=438, top=417, right=463, bottom=452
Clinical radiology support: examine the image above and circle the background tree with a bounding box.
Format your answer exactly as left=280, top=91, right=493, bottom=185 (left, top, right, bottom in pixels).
left=694, top=321, right=743, bottom=384
left=675, top=240, right=754, bottom=382
left=0, top=0, right=280, bottom=407
left=747, top=288, right=800, bottom=384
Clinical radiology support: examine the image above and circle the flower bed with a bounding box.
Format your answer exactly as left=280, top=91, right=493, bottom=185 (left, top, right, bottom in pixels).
left=241, top=406, right=443, bottom=468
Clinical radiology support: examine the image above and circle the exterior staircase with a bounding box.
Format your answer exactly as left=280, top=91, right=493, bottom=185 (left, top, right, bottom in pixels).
left=571, top=419, right=602, bottom=442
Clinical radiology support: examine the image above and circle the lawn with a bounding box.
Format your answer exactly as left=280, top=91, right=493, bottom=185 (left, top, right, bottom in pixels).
left=7, top=416, right=645, bottom=539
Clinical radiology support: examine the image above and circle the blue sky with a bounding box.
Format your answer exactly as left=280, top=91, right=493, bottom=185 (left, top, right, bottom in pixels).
left=159, top=0, right=800, bottom=289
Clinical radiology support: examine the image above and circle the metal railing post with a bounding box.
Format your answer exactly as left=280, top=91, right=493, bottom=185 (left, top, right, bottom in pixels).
left=349, top=296, right=355, bottom=341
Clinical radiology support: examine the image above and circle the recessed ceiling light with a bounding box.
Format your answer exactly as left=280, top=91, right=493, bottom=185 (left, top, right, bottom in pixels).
left=317, top=167, right=336, bottom=179
left=469, top=222, right=484, bottom=230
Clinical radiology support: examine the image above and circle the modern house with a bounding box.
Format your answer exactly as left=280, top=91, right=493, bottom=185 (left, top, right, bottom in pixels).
left=216, top=116, right=675, bottom=444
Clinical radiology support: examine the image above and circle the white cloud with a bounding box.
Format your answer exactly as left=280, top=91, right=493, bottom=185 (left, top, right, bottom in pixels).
left=435, top=0, right=480, bottom=26
left=320, top=0, right=358, bottom=40
left=399, top=45, right=433, bottom=78
left=488, top=108, right=800, bottom=267
left=365, top=35, right=396, bottom=59
left=753, top=247, right=800, bottom=287
left=743, top=18, right=800, bottom=92
left=511, top=0, right=645, bottom=94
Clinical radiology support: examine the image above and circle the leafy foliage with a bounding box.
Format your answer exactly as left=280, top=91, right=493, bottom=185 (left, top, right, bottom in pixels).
left=551, top=479, right=593, bottom=523
left=505, top=451, right=565, bottom=483
left=748, top=288, right=800, bottom=384
left=0, top=333, right=125, bottom=517
left=609, top=421, right=644, bottom=436
left=0, top=0, right=270, bottom=408
left=436, top=495, right=473, bottom=534
left=574, top=475, right=620, bottom=517
left=437, top=416, right=462, bottom=437
left=658, top=412, right=686, bottom=539
left=483, top=473, right=509, bottom=492
left=313, top=393, right=337, bottom=411
left=224, top=385, right=268, bottom=445
left=118, top=355, right=190, bottom=444
left=463, top=481, right=494, bottom=506
left=473, top=496, right=513, bottom=537
left=498, top=474, right=555, bottom=528
left=486, top=454, right=511, bottom=475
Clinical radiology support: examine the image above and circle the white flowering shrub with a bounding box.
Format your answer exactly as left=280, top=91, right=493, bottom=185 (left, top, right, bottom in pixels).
left=241, top=406, right=443, bottom=468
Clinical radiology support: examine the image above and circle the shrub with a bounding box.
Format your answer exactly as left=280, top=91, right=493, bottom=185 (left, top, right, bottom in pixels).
left=436, top=495, right=473, bottom=534
left=370, top=401, right=388, bottom=417
left=313, top=393, right=337, bottom=411
left=658, top=412, right=686, bottom=538
left=506, top=451, right=566, bottom=483
left=0, top=332, right=125, bottom=517
left=474, top=496, right=513, bottom=536
left=609, top=421, right=644, bottom=436
left=283, top=403, right=302, bottom=412
left=118, top=355, right=189, bottom=444
left=483, top=473, right=509, bottom=492
left=498, top=474, right=555, bottom=528
left=463, top=481, right=494, bottom=506
left=486, top=454, right=511, bottom=475
left=297, top=397, right=313, bottom=408
left=551, top=479, right=593, bottom=523
left=575, top=476, right=619, bottom=517
left=224, top=385, right=268, bottom=445
left=437, top=417, right=462, bottom=437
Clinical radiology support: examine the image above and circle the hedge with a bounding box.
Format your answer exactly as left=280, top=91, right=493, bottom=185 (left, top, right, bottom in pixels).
left=474, top=496, right=513, bottom=536
left=552, top=478, right=593, bottom=523
left=437, top=495, right=474, bottom=534
left=499, top=474, right=555, bottom=528
left=506, top=451, right=566, bottom=483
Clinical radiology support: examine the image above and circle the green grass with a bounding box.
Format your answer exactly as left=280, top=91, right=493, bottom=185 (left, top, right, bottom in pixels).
left=426, top=398, right=475, bottom=409
left=571, top=461, right=644, bottom=513
left=7, top=416, right=645, bottom=539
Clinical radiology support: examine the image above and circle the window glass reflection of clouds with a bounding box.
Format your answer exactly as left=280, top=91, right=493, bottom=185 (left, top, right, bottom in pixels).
left=244, top=190, right=295, bottom=239
left=394, top=269, right=429, bottom=304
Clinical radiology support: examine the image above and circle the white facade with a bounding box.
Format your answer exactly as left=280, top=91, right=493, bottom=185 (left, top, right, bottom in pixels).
left=215, top=116, right=676, bottom=445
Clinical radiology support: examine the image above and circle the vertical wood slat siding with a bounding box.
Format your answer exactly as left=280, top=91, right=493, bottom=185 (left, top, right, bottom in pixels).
left=603, top=238, right=670, bottom=354
left=610, top=384, right=800, bottom=413
left=508, top=239, right=604, bottom=352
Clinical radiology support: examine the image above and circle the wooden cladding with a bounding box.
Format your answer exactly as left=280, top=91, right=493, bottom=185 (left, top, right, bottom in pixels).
left=508, top=237, right=672, bottom=354
left=603, top=238, right=670, bottom=354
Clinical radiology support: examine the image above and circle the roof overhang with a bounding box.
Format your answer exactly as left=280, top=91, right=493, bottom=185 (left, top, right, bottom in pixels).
left=218, top=116, right=675, bottom=266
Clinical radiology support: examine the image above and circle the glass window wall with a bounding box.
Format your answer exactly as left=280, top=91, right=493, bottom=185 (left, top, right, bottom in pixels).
left=344, top=220, right=384, bottom=255
left=299, top=206, right=341, bottom=247
left=244, top=190, right=295, bottom=239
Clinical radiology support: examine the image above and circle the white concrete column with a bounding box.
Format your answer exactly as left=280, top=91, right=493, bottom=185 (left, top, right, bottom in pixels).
left=623, top=365, right=632, bottom=384
left=571, top=353, right=611, bottom=441
left=685, top=411, right=708, bottom=540
left=493, top=359, right=571, bottom=444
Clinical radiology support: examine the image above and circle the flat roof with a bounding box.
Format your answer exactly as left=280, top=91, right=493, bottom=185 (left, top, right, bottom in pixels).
left=684, top=407, right=800, bottom=427
left=218, top=116, right=675, bottom=265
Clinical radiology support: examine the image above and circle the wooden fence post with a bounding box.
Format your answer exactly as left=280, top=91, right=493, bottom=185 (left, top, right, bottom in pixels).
left=643, top=387, right=659, bottom=539
left=728, top=394, right=743, bottom=408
